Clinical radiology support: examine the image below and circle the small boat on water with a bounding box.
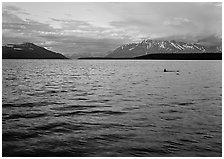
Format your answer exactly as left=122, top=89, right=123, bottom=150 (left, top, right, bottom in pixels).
left=164, top=69, right=179, bottom=73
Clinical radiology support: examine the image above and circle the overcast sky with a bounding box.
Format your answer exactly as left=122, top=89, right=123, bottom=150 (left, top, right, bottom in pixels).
left=2, top=2, right=222, bottom=57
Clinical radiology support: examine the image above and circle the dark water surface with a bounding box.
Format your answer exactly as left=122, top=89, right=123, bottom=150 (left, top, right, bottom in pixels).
left=2, top=60, right=222, bottom=157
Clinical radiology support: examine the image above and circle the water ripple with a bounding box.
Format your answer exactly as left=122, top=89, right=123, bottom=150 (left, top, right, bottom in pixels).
left=2, top=60, right=222, bottom=157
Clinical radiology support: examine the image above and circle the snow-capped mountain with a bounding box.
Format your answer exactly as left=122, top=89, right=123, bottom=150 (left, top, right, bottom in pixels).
left=106, top=39, right=222, bottom=58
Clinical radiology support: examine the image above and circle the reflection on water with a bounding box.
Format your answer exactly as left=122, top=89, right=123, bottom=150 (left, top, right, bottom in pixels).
left=2, top=60, right=222, bottom=157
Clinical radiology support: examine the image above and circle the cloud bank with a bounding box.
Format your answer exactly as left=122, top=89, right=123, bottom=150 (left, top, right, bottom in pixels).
left=2, top=2, right=222, bottom=57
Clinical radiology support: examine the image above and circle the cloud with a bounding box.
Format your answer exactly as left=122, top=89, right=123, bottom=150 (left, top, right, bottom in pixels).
left=49, top=17, right=136, bottom=42
left=2, top=2, right=222, bottom=57
left=2, top=10, right=24, bottom=23
left=163, top=17, right=191, bottom=26
left=3, top=5, right=30, bottom=15
left=2, top=10, right=129, bottom=57
left=38, top=33, right=127, bottom=58
left=3, top=10, right=58, bottom=46
left=3, top=5, right=21, bottom=11
left=214, top=3, right=222, bottom=7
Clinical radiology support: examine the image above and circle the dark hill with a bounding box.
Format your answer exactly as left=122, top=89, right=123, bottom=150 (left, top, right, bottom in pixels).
left=135, top=53, right=222, bottom=60
left=3, top=43, right=68, bottom=59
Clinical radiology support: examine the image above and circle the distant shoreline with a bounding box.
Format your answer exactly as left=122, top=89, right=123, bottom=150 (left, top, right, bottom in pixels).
left=2, top=58, right=69, bottom=59
left=78, top=53, right=222, bottom=60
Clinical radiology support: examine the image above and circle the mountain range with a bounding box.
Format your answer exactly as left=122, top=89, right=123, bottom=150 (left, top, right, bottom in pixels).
left=2, top=37, right=222, bottom=59
left=106, top=39, right=222, bottom=58
left=2, top=43, right=68, bottom=59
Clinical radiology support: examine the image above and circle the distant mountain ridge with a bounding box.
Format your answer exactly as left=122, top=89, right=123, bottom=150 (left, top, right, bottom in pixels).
left=3, top=43, right=68, bottom=59
left=106, top=39, right=222, bottom=58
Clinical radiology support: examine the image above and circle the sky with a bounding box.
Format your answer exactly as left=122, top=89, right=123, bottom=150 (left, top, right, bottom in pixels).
left=2, top=2, right=222, bottom=57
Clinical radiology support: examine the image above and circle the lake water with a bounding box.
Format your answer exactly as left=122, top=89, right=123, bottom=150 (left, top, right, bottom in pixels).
left=2, top=59, right=222, bottom=157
